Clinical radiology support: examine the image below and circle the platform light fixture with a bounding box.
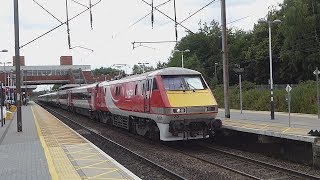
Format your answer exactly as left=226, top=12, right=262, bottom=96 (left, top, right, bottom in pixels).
left=138, top=62, right=149, bottom=73
left=174, top=49, right=190, bottom=68
left=258, top=17, right=281, bottom=120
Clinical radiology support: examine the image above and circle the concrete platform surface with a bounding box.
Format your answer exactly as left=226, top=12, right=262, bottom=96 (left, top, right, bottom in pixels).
left=0, top=102, right=140, bottom=180
left=218, top=109, right=320, bottom=143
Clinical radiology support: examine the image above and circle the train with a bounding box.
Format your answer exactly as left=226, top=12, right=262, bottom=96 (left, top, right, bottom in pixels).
left=38, top=67, right=222, bottom=141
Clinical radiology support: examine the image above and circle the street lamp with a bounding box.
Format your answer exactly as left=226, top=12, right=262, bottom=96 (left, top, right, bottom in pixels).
left=258, top=18, right=281, bottom=120
left=174, top=49, right=190, bottom=68
left=138, top=62, right=149, bottom=73
left=233, top=64, right=244, bottom=114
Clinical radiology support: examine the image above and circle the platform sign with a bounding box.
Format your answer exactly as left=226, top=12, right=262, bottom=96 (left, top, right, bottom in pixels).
left=314, top=67, right=320, bottom=119
left=285, top=85, right=292, bottom=93
left=285, top=84, right=292, bottom=127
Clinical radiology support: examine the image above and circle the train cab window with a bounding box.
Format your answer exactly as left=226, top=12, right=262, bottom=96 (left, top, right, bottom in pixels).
left=152, top=78, right=158, bottom=90
left=162, top=75, right=207, bottom=90
left=162, top=76, right=184, bottom=90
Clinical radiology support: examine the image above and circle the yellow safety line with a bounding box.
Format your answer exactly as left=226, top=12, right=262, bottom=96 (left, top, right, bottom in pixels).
left=88, top=169, right=119, bottom=179
left=76, top=160, right=110, bottom=170
left=282, top=128, right=291, bottom=133
left=32, top=107, right=59, bottom=180
left=77, top=167, right=117, bottom=170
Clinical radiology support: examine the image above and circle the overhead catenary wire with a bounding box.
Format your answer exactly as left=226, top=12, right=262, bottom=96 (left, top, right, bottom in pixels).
left=141, top=0, right=194, bottom=34
left=21, top=0, right=102, bottom=49
left=114, top=0, right=172, bottom=38
left=33, top=0, right=63, bottom=23
left=180, top=0, right=217, bottom=24
left=134, top=0, right=219, bottom=48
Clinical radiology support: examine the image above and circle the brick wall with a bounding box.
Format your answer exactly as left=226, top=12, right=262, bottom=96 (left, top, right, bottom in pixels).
left=60, top=56, right=73, bottom=65
left=12, top=56, right=25, bottom=66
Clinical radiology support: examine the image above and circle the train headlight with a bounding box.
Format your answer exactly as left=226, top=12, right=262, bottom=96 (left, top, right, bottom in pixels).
left=206, top=106, right=217, bottom=112
left=172, top=108, right=186, bottom=114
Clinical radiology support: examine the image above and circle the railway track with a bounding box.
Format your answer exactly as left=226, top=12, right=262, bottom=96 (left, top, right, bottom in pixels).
left=167, top=141, right=320, bottom=180
left=40, top=103, right=320, bottom=180
left=43, top=105, right=187, bottom=180
left=200, top=143, right=320, bottom=180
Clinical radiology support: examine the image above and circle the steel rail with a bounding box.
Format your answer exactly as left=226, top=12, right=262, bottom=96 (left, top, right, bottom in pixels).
left=42, top=105, right=187, bottom=180
left=201, top=144, right=320, bottom=180
left=167, top=144, right=262, bottom=180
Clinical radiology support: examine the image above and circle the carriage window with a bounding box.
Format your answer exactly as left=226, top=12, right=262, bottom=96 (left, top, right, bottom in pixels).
left=135, top=84, right=138, bottom=95
left=116, top=86, right=121, bottom=96
left=147, top=80, right=150, bottom=91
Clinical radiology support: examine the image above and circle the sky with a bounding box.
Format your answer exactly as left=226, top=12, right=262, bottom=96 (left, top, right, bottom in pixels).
left=0, top=0, right=283, bottom=75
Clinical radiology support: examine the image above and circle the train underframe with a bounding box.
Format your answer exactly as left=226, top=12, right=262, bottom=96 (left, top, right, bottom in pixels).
left=42, top=103, right=221, bottom=141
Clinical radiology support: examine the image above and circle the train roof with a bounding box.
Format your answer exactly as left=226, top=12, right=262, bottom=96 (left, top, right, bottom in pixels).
left=67, top=83, right=99, bottom=92
left=101, top=67, right=201, bottom=86
left=148, top=67, right=201, bottom=76
left=38, top=91, right=58, bottom=97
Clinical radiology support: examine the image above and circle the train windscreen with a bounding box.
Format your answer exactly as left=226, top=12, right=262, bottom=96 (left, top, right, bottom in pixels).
left=162, top=75, right=207, bottom=91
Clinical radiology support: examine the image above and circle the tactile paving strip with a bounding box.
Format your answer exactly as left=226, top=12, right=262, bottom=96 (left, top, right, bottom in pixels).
left=32, top=105, right=136, bottom=180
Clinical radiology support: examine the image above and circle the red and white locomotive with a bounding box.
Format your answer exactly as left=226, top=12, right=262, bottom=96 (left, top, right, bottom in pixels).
left=38, top=67, right=222, bottom=141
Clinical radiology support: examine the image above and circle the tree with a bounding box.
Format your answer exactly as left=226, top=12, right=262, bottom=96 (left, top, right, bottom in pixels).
left=92, top=67, right=119, bottom=76
left=132, top=64, right=155, bottom=74
left=156, top=61, right=167, bottom=69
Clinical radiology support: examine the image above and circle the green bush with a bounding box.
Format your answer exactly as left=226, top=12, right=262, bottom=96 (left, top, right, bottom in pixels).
left=211, top=81, right=319, bottom=114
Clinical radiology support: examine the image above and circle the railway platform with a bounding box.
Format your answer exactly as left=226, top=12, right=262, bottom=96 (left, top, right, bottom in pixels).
left=218, top=109, right=320, bottom=143
left=0, top=102, right=140, bottom=180
left=218, top=109, right=320, bottom=166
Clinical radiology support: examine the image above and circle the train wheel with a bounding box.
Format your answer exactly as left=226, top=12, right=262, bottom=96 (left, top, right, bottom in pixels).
left=148, top=123, right=160, bottom=141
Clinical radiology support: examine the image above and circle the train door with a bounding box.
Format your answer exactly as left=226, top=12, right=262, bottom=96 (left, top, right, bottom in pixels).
left=143, top=78, right=152, bottom=113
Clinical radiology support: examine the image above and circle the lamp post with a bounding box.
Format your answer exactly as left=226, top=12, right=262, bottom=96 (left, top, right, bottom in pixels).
left=0, top=50, right=9, bottom=86
left=174, top=49, right=190, bottom=68
left=214, top=62, right=218, bottom=83
left=138, top=62, right=149, bottom=73
left=258, top=18, right=281, bottom=120
left=233, top=64, right=244, bottom=114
